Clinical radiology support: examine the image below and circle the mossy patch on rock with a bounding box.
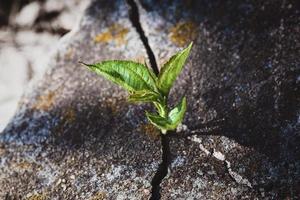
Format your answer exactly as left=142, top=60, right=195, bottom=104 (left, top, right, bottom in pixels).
left=32, top=91, right=57, bottom=111
left=94, top=23, right=129, bottom=46
left=89, top=191, right=107, bottom=200
left=139, top=123, right=160, bottom=140
left=14, top=161, right=34, bottom=170
left=169, top=21, right=198, bottom=47
left=26, top=194, right=47, bottom=200
left=102, top=97, right=127, bottom=116
left=62, top=107, right=77, bottom=123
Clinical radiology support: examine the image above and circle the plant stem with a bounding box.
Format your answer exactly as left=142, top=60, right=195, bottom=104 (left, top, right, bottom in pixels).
left=162, top=97, right=168, bottom=118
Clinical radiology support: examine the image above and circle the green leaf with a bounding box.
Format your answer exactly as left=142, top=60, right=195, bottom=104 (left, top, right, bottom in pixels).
left=168, top=96, right=187, bottom=128
left=128, top=90, right=160, bottom=103
left=153, top=101, right=167, bottom=118
left=144, top=62, right=158, bottom=83
left=81, top=60, right=158, bottom=93
left=146, top=112, right=169, bottom=134
left=157, top=42, right=192, bottom=96
left=146, top=96, right=186, bottom=134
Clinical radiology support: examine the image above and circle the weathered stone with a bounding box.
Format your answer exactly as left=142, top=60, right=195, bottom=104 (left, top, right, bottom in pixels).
left=0, top=0, right=159, bottom=199
left=138, top=0, right=299, bottom=199
left=1, top=0, right=299, bottom=199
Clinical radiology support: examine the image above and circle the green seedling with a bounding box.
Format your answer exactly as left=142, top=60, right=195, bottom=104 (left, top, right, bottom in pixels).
left=81, top=42, right=192, bottom=134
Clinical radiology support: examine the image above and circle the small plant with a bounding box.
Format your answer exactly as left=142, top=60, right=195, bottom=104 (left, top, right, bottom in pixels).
left=81, top=43, right=192, bottom=134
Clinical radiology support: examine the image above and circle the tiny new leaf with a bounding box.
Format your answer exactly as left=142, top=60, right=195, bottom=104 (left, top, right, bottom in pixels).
left=146, top=97, right=187, bottom=134
left=82, top=60, right=158, bottom=93
left=153, top=101, right=167, bottom=118
left=157, top=42, right=192, bottom=96
left=168, top=96, right=187, bottom=128
left=146, top=112, right=169, bottom=134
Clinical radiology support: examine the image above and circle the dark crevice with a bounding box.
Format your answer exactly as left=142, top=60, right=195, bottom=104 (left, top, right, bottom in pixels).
left=150, top=134, right=172, bottom=200
left=126, top=0, right=159, bottom=75
left=126, top=1, right=172, bottom=199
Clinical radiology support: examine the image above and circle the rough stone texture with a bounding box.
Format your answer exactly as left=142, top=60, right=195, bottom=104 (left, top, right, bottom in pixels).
left=0, top=1, right=160, bottom=199
left=138, top=0, right=300, bottom=199
left=0, top=0, right=299, bottom=199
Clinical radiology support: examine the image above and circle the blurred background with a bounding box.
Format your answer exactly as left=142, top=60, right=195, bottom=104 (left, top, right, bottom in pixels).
left=0, top=0, right=90, bottom=131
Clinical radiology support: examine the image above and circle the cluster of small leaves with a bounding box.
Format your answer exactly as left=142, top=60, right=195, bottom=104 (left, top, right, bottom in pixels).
left=81, top=43, right=192, bottom=134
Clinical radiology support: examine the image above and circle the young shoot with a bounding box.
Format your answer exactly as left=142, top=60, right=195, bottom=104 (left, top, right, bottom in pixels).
left=81, top=42, right=192, bottom=134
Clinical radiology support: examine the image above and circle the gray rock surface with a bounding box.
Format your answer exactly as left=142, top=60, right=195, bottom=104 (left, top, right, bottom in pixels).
left=0, top=0, right=299, bottom=199
left=1, top=1, right=159, bottom=199
left=138, top=0, right=300, bottom=199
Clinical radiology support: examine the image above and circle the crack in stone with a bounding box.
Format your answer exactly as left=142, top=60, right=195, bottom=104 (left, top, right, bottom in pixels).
left=125, top=0, right=171, bottom=199
left=225, top=160, right=252, bottom=188
left=126, top=0, right=159, bottom=75
left=189, top=135, right=252, bottom=188
left=149, top=134, right=172, bottom=200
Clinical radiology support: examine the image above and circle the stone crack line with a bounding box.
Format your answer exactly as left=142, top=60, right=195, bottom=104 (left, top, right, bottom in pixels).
left=126, top=0, right=171, bottom=199
left=189, top=135, right=252, bottom=188
left=126, top=0, right=159, bottom=75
